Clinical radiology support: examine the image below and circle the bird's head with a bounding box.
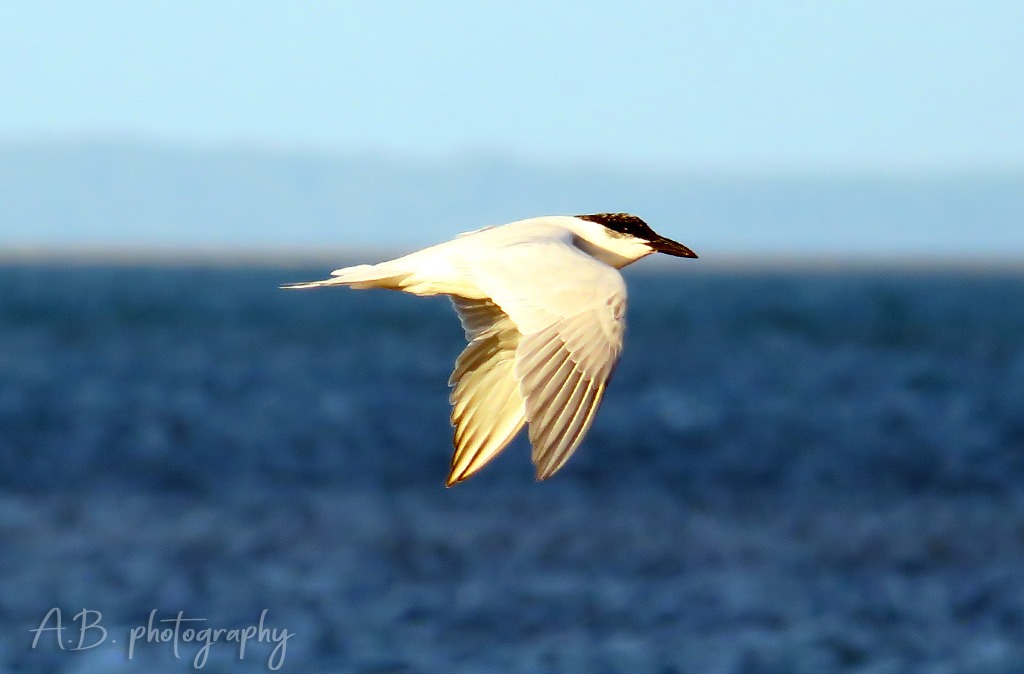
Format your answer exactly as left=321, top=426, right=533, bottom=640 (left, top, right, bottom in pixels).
left=573, top=213, right=697, bottom=267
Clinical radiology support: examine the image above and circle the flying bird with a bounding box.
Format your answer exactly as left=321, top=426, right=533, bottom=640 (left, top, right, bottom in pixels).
left=282, top=213, right=697, bottom=485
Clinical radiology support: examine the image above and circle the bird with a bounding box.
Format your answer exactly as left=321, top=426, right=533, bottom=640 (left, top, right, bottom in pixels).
left=282, top=213, right=697, bottom=486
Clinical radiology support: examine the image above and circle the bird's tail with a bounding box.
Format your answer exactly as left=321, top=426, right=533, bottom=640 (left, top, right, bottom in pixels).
left=280, top=263, right=411, bottom=291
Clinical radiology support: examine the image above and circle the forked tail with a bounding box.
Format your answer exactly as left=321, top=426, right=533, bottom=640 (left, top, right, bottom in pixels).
left=280, top=263, right=410, bottom=290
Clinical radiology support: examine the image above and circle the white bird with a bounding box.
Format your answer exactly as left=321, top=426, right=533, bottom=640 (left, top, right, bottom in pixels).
left=283, top=213, right=697, bottom=485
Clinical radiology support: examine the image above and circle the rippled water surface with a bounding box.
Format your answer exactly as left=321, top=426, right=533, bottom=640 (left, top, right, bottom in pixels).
left=3, top=263, right=1024, bottom=672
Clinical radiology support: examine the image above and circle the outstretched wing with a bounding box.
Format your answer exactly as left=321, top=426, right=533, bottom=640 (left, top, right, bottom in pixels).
left=447, top=297, right=526, bottom=485
left=458, top=236, right=627, bottom=481
left=515, top=305, right=622, bottom=479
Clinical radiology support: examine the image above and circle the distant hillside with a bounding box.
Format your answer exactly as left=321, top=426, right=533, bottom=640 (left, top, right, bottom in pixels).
left=0, top=142, right=1021, bottom=256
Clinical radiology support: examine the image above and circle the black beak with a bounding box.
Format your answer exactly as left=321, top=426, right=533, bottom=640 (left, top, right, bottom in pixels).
left=650, top=236, right=698, bottom=258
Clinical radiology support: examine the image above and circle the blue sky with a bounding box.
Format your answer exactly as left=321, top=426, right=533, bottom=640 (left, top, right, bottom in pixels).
left=2, top=1, right=1022, bottom=173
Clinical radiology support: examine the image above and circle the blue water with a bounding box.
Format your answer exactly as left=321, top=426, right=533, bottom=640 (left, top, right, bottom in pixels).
left=2, top=264, right=1024, bottom=672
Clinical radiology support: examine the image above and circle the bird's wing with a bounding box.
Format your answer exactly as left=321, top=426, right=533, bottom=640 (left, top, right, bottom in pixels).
left=468, top=236, right=627, bottom=480
left=447, top=297, right=527, bottom=486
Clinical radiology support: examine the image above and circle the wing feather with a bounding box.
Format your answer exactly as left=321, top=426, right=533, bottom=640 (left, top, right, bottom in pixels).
left=445, top=235, right=627, bottom=483
left=446, top=298, right=526, bottom=486
left=516, top=325, right=611, bottom=479
left=467, top=237, right=627, bottom=480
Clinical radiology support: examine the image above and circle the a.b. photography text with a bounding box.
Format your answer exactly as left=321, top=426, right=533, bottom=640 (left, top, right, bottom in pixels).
left=29, top=607, right=293, bottom=670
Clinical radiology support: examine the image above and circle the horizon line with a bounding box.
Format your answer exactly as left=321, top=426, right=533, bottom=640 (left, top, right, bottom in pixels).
left=2, top=245, right=1022, bottom=274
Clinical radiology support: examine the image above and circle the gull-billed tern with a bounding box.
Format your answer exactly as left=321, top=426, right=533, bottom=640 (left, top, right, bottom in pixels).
left=283, top=213, right=697, bottom=485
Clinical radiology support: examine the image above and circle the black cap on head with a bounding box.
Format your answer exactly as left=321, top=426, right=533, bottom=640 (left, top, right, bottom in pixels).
left=577, top=213, right=658, bottom=239
left=577, top=213, right=698, bottom=258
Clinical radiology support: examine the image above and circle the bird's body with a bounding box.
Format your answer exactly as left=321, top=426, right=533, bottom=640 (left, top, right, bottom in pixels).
left=283, top=213, right=696, bottom=485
